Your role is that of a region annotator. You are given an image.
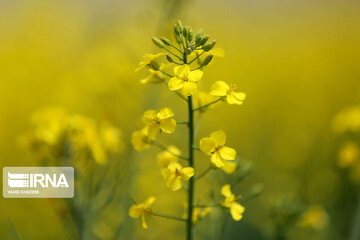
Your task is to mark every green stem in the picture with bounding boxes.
[195,165,213,181]
[177,121,189,125]
[188,51,205,64]
[193,97,225,112]
[170,43,183,54]
[186,53,195,240]
[153,213,186,222]
[163,46,183,61]
[159,69,173,78]
[152,141,189,160]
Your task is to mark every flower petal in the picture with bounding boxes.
[227,91,246,105]
[145,196,156,207]
[181,82,197,96]
[200,137,216,155]
[141,215,148,228]
[221,184,232,198]
[174,64,190,76]
[160,118,176,134]
[210,81,229,96]
[168,77,184,91]
[147,124,159,139]
[211,152,225,168]
[219,146,236,160]
[181,167,195,180]
[129,205,140,218]
[188,70,203,82]
[230,202,245,221]
[210,130,226,145]
[222,161,237,174]
[158,108,174,119]
[142,110,157,124]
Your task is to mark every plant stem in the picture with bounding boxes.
[195,165,213,181]
[152,141,189,160]
[186,53,195,240]
[153,213,186,222]
[193,97,225,111]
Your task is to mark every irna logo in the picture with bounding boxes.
[3,167,74,198]
[8,172,69,188]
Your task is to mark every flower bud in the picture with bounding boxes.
[187,27,193,42]
[166,54,174,63]
[195,29,203,44]
[202,40,216,51]
[150,61,159,70]
[200,35,209,45]
[182,27,188,38]
[174,25,181,36]
[201,54,213,66]
[160,37,171,46]
[185,48,192,55]
[152,37,164,48]
[176,20,183,32]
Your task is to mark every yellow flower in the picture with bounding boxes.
[157,145,181,168]
[338,141,359,168]
[210,81,246,105]
[298,205,329,230]
[200,130,236,168]
[183,203,211,223]
[168,65,203,97]
[142,108,177,139]
[131,127,152,151]
[161,162,194,191]
[129,197,156,229]
[135,53,164,72]
[222,161,237,174]
[220,184,245,221]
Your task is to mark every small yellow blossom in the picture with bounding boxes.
[161,162,194,191]
[183,203,211,223]
[142,108,177,139]
[210,81,246,105]
[220,184,245,221]
[157,145,181,168]
[200,130,236,168]
[129,197,156,229]
[131,127,152,151]
[298,205,329,230]
[135,53,164,72]
[168,65,203,97]
[338,141,359,168]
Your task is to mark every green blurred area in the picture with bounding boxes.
[0,0,360,239]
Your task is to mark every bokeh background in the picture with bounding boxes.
[1,0,360,239]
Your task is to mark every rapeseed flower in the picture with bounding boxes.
[168,65,203,97]
[210,81,246,105]
[129,197,156,229]
[131,127,152,151]
[161,162,194,191]
[200,130,236,168]
[220,184,245,221]
[135,53,164,72]
[157,145,181,168]
[142,108,176,139]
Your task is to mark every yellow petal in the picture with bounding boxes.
[142,110,157,124]
[181,167,195,180]
[167,162,182,171]
[141,215,148,229]
[174,64,190,76]
[160,118,176,134]
[222,161,237,174]
[188,70,203,82]
[200,137,216,155]
[230,202,245,221]
[210,81,229,96]
[167,175,182,191]
[211,152,225,168]
[129,205,140,218]
[158,108,174,119]
[168,77,184,91]
[219,146,236,160]
[181,82,197,96]
[221,184,232,198]
[226,91,246,105]
[147,124,159,139]
[145,196,156,207]
[210,130,226,145]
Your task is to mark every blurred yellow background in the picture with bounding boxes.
[1,0,360,239]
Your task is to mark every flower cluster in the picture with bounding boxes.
[333,106,360,184]
[129,20,249,237]
[20,108,122,164]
